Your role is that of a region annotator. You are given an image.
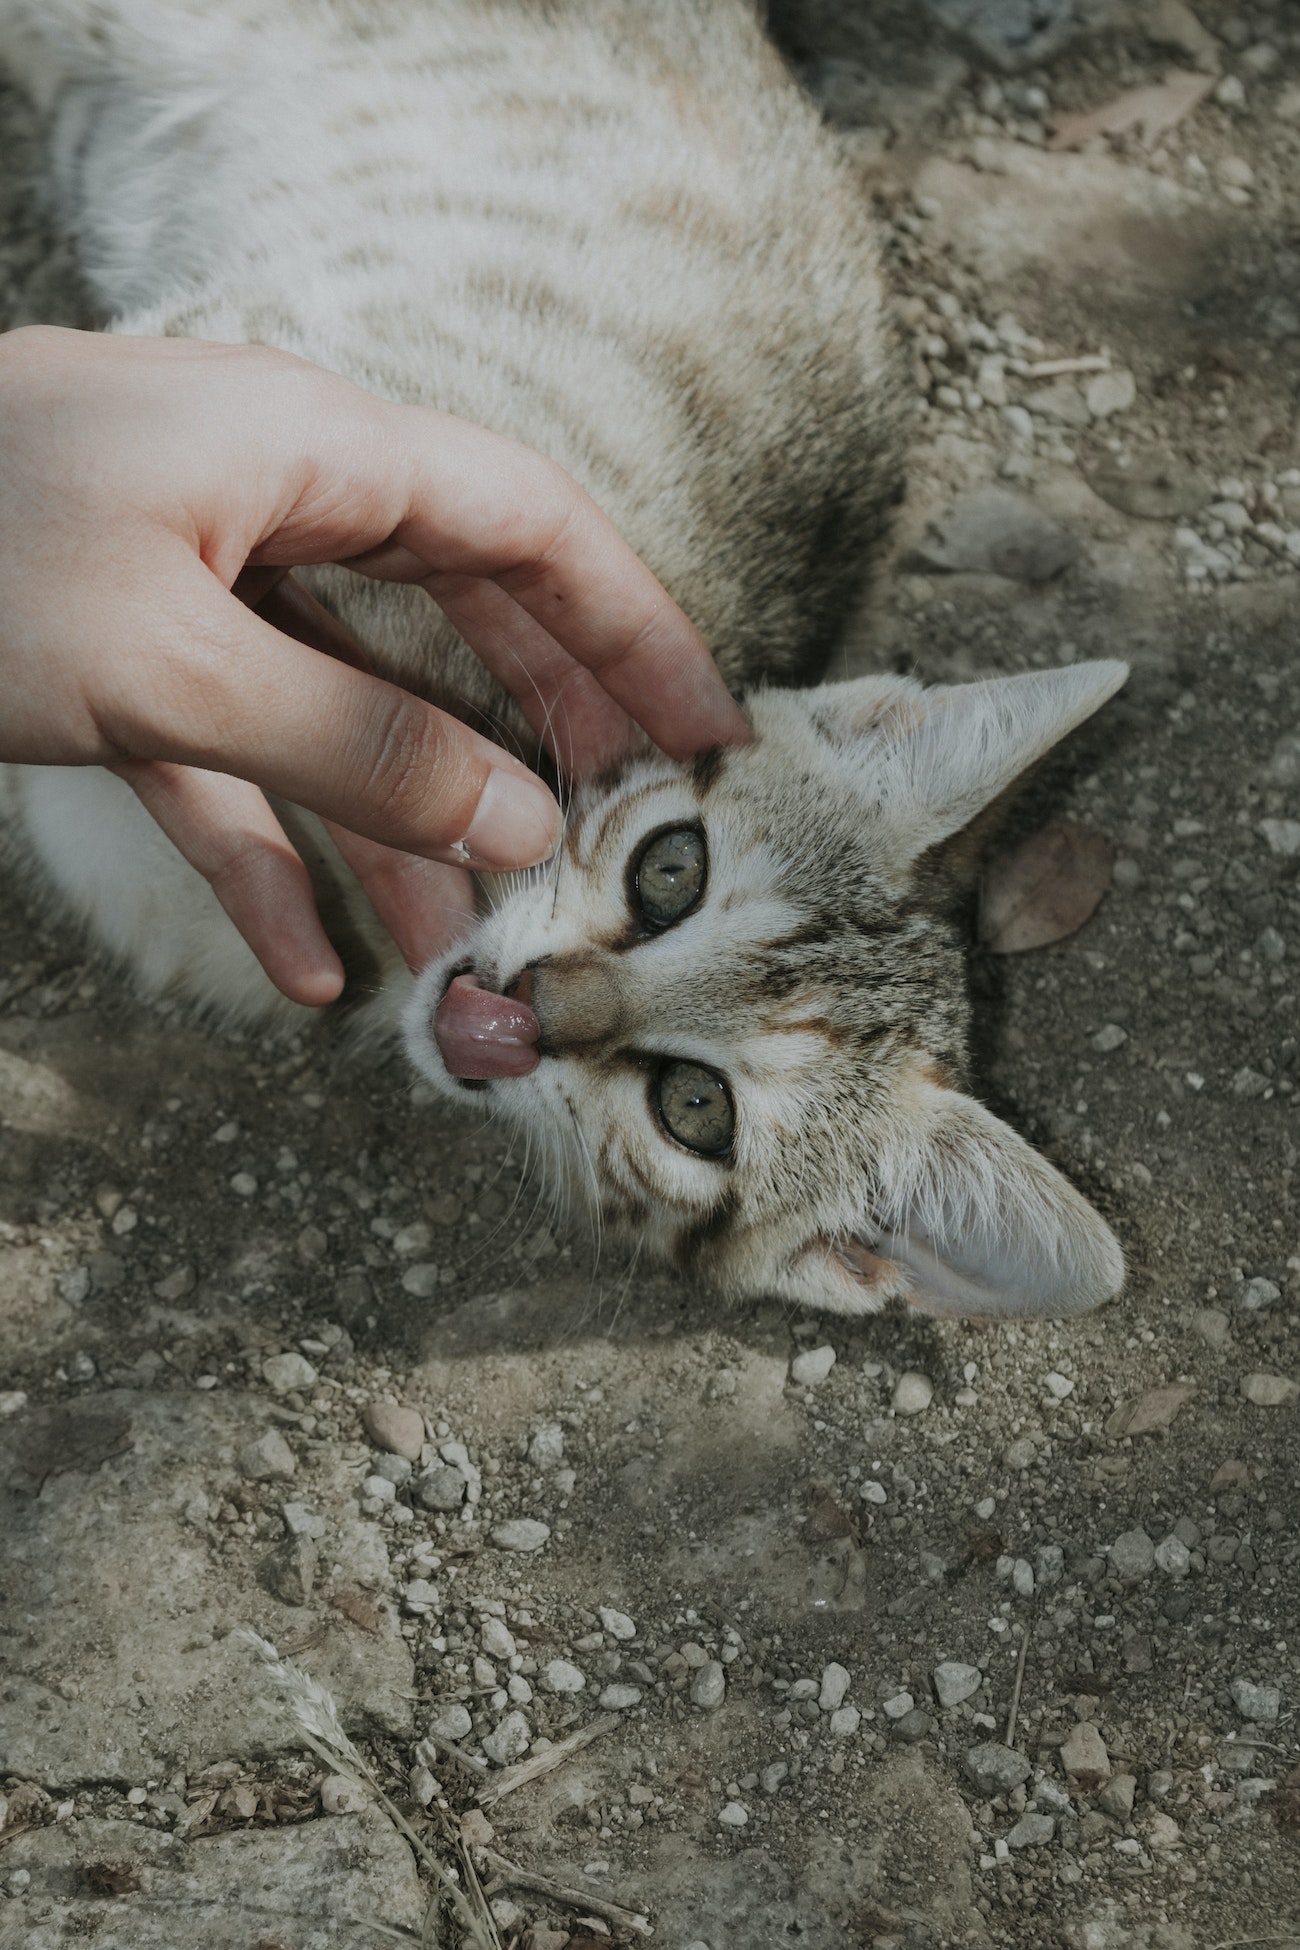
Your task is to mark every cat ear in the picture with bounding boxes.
[827,662,1128,871]
[792,1073,1123,1319]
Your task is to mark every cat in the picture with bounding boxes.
[0,0,1127,1321]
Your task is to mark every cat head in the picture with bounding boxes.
[404,662,1127,1319]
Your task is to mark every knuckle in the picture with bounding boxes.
[354,692,464,836]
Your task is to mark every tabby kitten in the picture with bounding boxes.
[0,0,1126,1318]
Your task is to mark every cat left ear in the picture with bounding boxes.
[851,662,1128,871]
[795,1073,1123,1319]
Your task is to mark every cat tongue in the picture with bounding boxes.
[433,974,541,1079]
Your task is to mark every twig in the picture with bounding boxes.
[342,1917,421,1944]
[476,1716,618,1806]
[422,1733,490,1779]
[481,1848,652,1939]
[1010,354,1110,378]
[1005,1623,1031,1750]
[1208,1938,1300,1949]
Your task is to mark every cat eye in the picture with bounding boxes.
[655,1060,735,1157]
[632,826,706,929]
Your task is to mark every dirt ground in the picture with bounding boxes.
[2,5,1299,1948]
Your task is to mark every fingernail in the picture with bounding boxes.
[460,769,561,868]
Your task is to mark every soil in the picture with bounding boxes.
[1,5,1298,1948]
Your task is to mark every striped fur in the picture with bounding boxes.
[0,0,1127,1316]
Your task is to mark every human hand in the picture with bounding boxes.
[0,326,749,1004]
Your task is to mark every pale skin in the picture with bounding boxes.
[0,326,750,1005]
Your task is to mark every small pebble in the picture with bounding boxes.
[1240,1373,1299,1408]
[829,1705,861,1738]
[320,1774,366,1815]
[599,1606,636,1641]
[238,1429,296,1483]
[1092,1023,1127,1053]
[691,1661,726,1711]
[933,1662,981,1709]
[361,1400,424,1461]
[1230,1677,1280,1723]
[599,1684,643,1711]
[883,1691,914,1720]
[892,1371,933,1416]
[428,1703,473,1744]
[262,1352,318,1395]
[1007,1810,1055,1849]
[542,1659,586,1694]
[718,1801,749,1828]
[818,1663,850,1712]
[490,1519,551,1552]
[482,1711,532,1766]
[480,1617,516,1662]
[963,1744,1031,1794]
[1061,1721,1111,1788]
[1109,1528,1155,1581]
[1154,1534,1190,1578]
[527,1424,565,1468]
[790,1345,836,1387]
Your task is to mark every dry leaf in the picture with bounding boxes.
[802,1480,860,1544]
[1049,70,1213,151]
[330,1588,385,1636]
[7,1402,133,1495]
[1105,1383,1195,1439]
[979,820,1113,954]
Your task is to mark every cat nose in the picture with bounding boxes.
[503,966,534,1008]
[528,953,629,1051]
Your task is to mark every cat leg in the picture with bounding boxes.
[3,763,303,1025]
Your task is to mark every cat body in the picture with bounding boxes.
[0,0,1128,1318]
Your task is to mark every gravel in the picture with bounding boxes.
[488,1519,550,1552]
[932,1661,982,1708]
[361,1400,424,1461]
[690,1661,726,1711]
[789,1345,836,1387]
[482,1711,532,1766]
[1108,1526,1156,1580]
[891,1371,933,1416]
[541,1659,586,1695]
[237,1428,297,1482]
[818,1663,850,1711]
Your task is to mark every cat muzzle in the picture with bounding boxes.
[432,973,541,1079]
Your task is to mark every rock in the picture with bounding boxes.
[1259,818,1300,857]
[417,1465,468,1510]
[1240,1372,1299,1407]
[282,1501,326,1539]
[1109,1528,1155,1581]
[907,487,1077,581]
[393,1222,432,1257]
[1085,369,1136,418]
[1209,1459,1249,1492]
[401,1579,440,1616]
[1084,454,1209,522]
[1230,1678,1280,1722]
[371,1454,411,1488]
[480,1617,516,1662]
[1022,378,1091,428]
[1060,1722,1111,1789]
[428,1703,473,1744]
[925,0,1096,70]
[259,1535,317,1607]
[262,1352,318,1395]
[892,1371,933,1416]
[482,1711,532,1766]
[1104,1383,1194,1438]
[1148,1812,1182,1848]
[1007,1811,1055,1849]
[933,1662,982,1708]
[1098,1773,1137,1820]
[527,1423,565,1468]
[362,1474,396,1505]
[1003,1437,1036,1471]
[691,1660,727,1710]
[706,1367,737,1400]
[1193,1307,1231,1350]
[718,1801,749,1827]
[237,1428,297,1482]
[892,1707,933,1744]
[963,1744,1031,1795]
[790,1345,836,1386]
[599,1606,636,1641]
[1043,1372,1074,1400]
[362,1401,424,1462]
[1034,1544,1065,1589]
[883,1691,915,1719]
[1154,1534,1191,1578]
[0,1391,28,1418]
[830,1705,862,1737]
[507,1675,532,1704]
[320,1774,366,1815]
[1035,1780,1070,1814]
[819,1663,851,1711]
[1012,1558,1035,1598]
[599,1684,643,1710]
[1240,1278,1281,1314]
[401,1264,440,1299]
[1092,1023,1127,1053]
[542,1659,586,1695]
[761,1761,790,1793]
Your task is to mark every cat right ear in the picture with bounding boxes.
[811,662,1128,877]
[785,1072,1124,1321]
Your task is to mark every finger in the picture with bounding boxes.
[324,822,478,971]
[101,566,563,870]
[112,758,345,1007]
[424,572,639,776]
[251,401,752,757]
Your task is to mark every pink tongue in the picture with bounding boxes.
[433,974,541,1079]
